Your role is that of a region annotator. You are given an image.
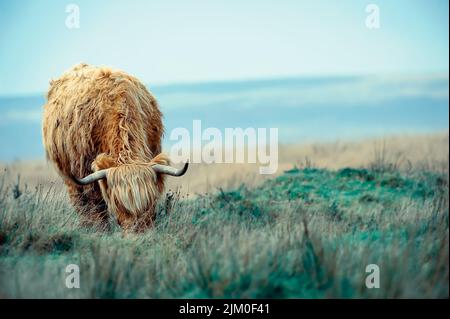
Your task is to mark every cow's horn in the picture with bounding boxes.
[74,161,189,185]
[152,161,189,177]
[74,170,108,185]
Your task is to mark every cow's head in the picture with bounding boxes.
[72,154,188,231]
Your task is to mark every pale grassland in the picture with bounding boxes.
[1,132,448,194]
[0,132,448,298]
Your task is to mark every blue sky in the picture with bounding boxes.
[0,0,448,95]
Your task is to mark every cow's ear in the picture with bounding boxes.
[150,153,170,166]
[92,153,116,171]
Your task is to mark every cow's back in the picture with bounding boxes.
[42,63,164,181]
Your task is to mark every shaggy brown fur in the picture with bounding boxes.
[42,63,169,231]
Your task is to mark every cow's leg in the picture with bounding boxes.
[66,182,110,230]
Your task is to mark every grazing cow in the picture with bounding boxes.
[42,63,188,231]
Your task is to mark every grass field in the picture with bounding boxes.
[0,133,448,298]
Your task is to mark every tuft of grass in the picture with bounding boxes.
[0,165,448,298]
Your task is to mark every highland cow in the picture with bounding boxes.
[42,64,188,231]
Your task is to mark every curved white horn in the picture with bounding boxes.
[152,161,189,177]
[74,169,109,185]
[73,161,189,185]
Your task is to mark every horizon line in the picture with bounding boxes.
[0,71,448,99]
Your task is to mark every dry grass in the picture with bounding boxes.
[0,132,448,299]
[0,134,448,298]
[2,132,448,196]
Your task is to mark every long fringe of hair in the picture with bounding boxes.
[94,153,169,230]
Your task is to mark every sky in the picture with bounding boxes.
[0,0,448,96]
